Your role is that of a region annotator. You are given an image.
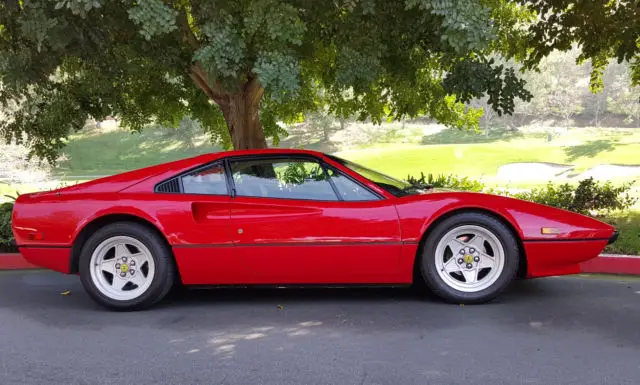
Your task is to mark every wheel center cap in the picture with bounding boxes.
[464,254,474,264]
[120,263,129,273]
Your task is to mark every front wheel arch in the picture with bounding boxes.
[412,208,528,286]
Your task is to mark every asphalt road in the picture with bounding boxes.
[1,272,639,385]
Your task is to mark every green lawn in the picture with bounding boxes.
[335,135,640,182]
[54,125,640,182]
[53,128,220,178]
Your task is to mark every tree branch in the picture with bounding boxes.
[189,71,217,100]
[174,5,236,108]
[189,63,230,107]
[176,5,201,51]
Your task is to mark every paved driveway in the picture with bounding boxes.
[0,271,639,385]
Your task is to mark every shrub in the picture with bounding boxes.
[406,173,637,216]
[511,178,637,216]
[0,202,14,247]
[406,172,485,192]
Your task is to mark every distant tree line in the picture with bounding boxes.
[470,48,639,130]
[302,48,639,136]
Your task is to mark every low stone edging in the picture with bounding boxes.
[580,253,640,276]
[1,252,639,275]
[0,253,38,270]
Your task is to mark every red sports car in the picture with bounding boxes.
[12,149,617,310]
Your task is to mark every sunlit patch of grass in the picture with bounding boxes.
[335,138,640,181]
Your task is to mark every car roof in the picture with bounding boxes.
[209,148,326,158]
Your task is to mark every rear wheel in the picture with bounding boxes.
[79,222,175,311]
[418,212,519,304]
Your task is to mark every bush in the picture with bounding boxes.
[406,172,485,192]
[0,202,14,248]
[406,173,637,216]
[510,178,637,216]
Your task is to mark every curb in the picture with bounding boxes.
[2,252,640,275]
[0,253,38,270]
[580,254,640,276]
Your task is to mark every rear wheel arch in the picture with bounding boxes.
[69,213,174,275]
[412,207,528,283]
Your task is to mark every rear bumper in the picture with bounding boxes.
[608,230,619,245]
[17,247,71,274]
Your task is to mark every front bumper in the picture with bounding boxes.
[608,230,619,245]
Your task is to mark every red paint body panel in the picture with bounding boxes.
[10,148,616,287]
[523,240,609,278]
[394,192,614,242]
[229,197,402,282]
[230,197,400,244]
[18,247,71,274]
[235,244,404,284]
[173,246,247,285]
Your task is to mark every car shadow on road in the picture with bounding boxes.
[2,272,639,349]
[161,274,566,305]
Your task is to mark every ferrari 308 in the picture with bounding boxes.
[11,149,618,310]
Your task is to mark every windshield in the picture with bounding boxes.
[325,154,423,197]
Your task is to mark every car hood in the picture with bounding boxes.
[396,189,615,241]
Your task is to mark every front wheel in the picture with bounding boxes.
[79,222,176,311]
[418,212,520,304]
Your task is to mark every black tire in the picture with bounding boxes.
[417,212,519,304]
[79,222,176,311]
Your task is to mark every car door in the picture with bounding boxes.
[227,155,402,284]
[156,161,247,285]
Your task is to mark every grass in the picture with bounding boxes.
[53,128,220,177]
[54,125,640,180]
[335,134,640,182]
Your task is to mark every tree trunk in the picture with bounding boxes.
[220,81,267,149]
[323,125,330,141]
[189,65,267,150]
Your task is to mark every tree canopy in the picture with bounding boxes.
[514,0,640,92]
[0,0,537,162]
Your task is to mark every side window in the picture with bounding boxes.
[229,158,338,201]
[326,167,379,201]
[181,162,228,195]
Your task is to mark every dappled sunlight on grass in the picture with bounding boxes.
[161,142,186,152]
[336,133,640,182]
[421,127,528,145]
[563,140,624,162]
[54,126,221,177]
